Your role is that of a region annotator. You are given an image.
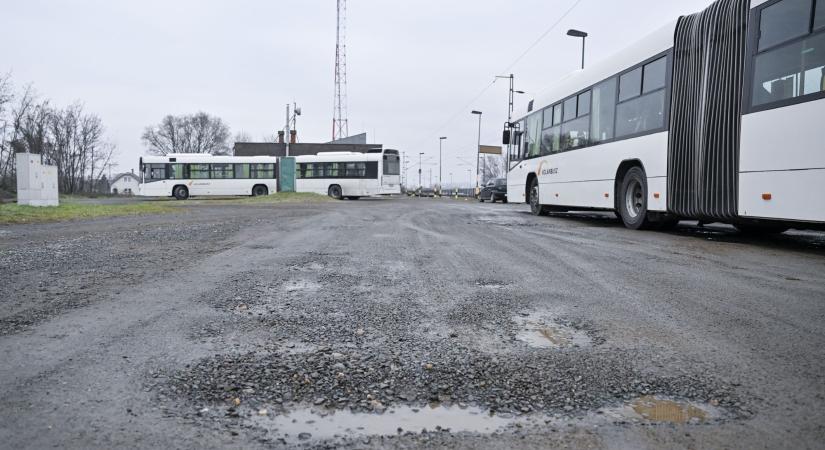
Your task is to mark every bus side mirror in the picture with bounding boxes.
[502,129,511,145]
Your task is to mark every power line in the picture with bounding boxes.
[412,0,586,150]
[500,0,585,75]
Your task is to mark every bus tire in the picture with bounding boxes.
[529,177,548,216]
[252,184,268,197]
[328,185,343,200]
[618,166,650,230]
[173,185,189,200]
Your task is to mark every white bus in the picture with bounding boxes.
[138,154,278,200]
[294,149,401,199]
[505,0,825,232]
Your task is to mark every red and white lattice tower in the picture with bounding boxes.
[332,0,349,141]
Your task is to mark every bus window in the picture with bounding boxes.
[190,164,210,179]
[752,33,825,106]
[542,107,553,129]
[563,97,577,121]
[616,90,666,137]
[234,164,250,178]
[591,78,617,143]
[758,0,813,51]
[526,112,542,158]
[541,126,561,155]
[643,57,667,93]
[146,164,166,180]
[619,67,642,101]
[383,154,400,175]
[251,163,275,179]
[816,1,824,30]
[168,164,184,179]
[325,163,341,177]
[211,163,234,179]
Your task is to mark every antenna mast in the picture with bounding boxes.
[333,0,349,141]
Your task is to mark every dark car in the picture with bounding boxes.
[479,178,507,203]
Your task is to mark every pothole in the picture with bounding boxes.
[515,313,592,349]
[474,279,507,290]
[599,396,721,424]
[250,404,517,442]
[282,279,320,294]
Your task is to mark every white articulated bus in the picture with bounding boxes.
[295,149,401,199]
[505,0,825,232]
[138,154,278,200]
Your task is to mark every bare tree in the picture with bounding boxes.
[481,154,506,184]
[261,133,279,143]
[142,112,231,155]
[233,130,252,143]
[0,76,115,194]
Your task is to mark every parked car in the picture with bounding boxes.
[479,178,507,203]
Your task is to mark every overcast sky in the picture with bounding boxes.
[1,0,714,185]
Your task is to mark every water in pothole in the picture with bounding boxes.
[515,313,591,349]
[283,279,320,294]
[598,396,721,424]
[252,404,517,441]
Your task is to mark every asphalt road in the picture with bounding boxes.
[1,197,824,449]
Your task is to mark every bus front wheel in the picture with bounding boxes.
[328,185,343,200]
[618,167,650,230]
[529,178,548,216]
[173,185,189,200]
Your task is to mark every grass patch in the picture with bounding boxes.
[0,201,177,224]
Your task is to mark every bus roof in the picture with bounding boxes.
[513,20,678,122]
[295,152,382,163]
[140,154,279,165]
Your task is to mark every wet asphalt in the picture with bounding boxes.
[0,197,824,449]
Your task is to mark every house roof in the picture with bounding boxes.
[111,172,140,184]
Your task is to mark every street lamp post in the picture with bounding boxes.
[567,29,588,70]
[471,111,482,193]
[439,137,447,193]
[418,152,424,193]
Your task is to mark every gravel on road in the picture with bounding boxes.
[1,197,823,449]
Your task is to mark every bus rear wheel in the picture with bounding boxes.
[618,166,650,230]
[328,185,343,200]
[252,185,268,196]
[173,185,189,200]
[529,178,548,216]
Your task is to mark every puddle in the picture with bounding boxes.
[252,404,518,442]
[516,313,591,349]
[474,279,507,290]
[289,262,325,272]
[282,279,320,294]
[600,396,720,424]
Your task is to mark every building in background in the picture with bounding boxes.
[110,171,140,195]
[234,132,381,157]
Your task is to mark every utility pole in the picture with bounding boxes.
[418,152,424,190]
[471,111,482,192]
[285,104,290,156]
[439,137,446,191]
